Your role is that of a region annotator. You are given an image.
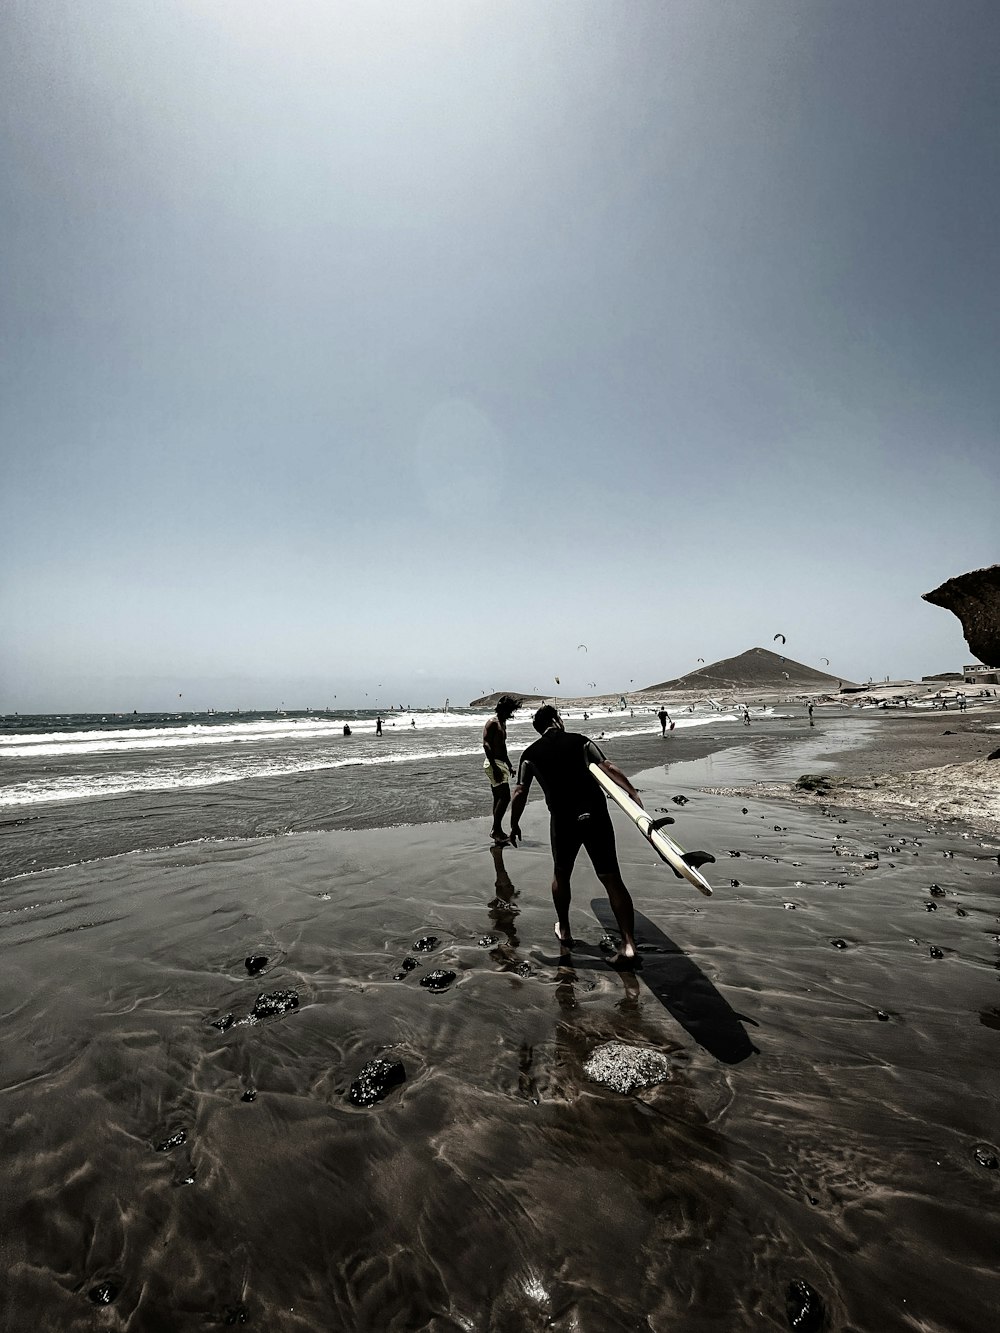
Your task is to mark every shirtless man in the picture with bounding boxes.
[508,705,642,968]
[483,695,520,843]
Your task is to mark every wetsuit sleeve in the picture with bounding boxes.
[515,756,535,791]
[583,738,606,766]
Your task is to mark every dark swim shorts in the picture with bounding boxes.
[549,804,619,878]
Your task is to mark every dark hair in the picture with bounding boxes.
[532,704,560,733]
[496,695,521,716]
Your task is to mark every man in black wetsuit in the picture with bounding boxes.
[508,705,642,968]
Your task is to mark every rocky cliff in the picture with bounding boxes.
[923,564,1000,667]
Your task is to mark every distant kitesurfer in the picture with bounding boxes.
[508,706,641,969]
[808,703,814,726]
[657,708,671,737]
[343,724,352,736]
[743,708,751,726]
[483,695,520,844]
[376,716,383,736]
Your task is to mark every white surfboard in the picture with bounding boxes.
[589,763,714,897]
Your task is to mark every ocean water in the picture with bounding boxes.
[0,705,741,880]
[0,707,739,808]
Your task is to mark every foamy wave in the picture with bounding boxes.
[0,744,489,808]
[0,712,495,758]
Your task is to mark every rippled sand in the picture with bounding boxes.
[2,773,999,1331]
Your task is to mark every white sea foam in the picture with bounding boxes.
[0,744,491,807]
[0,710,738,807]
[0,713,485,757]
[0,706,727,758]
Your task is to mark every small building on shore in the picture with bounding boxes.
[963,664,1000,685]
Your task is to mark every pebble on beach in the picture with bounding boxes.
[412,936,439,952]
[87,1281,120,1306]
[251,989,299,1019]
[244,954,268,975]
[348,1056,406,1107]
[785,1278,824,1332]
[583,1042,672,1095]
[974,1145,998,1169]
[419,969,456,991]
[154,1128,187,1153]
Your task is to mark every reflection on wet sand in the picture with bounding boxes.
[1,792,998,1330]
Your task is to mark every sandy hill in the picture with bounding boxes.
[645,648,852,692]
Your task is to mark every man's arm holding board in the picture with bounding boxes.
[584,739,643,808]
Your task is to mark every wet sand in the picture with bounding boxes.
[2,744,999,1331]
[693,706,1000,837]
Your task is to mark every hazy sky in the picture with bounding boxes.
[2,0,998,711]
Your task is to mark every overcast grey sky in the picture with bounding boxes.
[2,0,998,711]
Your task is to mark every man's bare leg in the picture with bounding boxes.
[551,868,574,948]
[491,783,511,842]
[597,870,638,966]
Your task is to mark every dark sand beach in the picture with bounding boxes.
[2,712,999,1331]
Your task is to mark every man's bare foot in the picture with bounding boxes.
[553,922,575,950]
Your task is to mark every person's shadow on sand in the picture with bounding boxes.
[547,900,758,1066]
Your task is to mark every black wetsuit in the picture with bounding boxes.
[516,730,619,877]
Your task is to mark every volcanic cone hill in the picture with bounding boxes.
[645,648,852,693]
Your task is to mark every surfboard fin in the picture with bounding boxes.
[681,851,716,871]
[648,816,675,831]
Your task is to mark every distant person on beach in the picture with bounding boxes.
[808,703,814,726]
[743,708,751,726]
[343,724,352,736]
[483,695,520,844]
[508,705,641,969]
[657,708,672,736]
[376,716,383,736]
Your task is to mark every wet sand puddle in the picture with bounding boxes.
[1,783,998,1331]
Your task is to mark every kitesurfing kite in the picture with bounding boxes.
[774,633,786,645]
[697,658,705,663]
[821,657,830,666]
[577,644,587,651]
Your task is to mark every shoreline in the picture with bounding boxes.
[696,706,1000,838]
[4,706,997,882]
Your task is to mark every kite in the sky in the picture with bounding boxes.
[774,633,786,645]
